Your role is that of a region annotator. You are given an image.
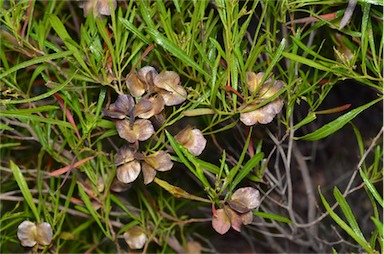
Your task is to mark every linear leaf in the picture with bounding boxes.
[319,188,373,253]
[253,211,292,224]
[282,52,333,72]
[146,28,208,76]
[0,112,74,129]
[232,152,264,189]
[0,72,75,105]
[0,51,72,80]
[119,17,151,44]
[297,97,381,141]
[360,169,383,207]
[10,161,40,222]
[77,183,109,237]
[333,187,365,240]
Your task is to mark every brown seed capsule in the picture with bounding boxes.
[246,71,265,94]
[115,146,136,166]
[115,119,155,143]
[224,205,243,232]
[116,160,141,183]
[123,226,147,249]
[141,162,157,185]
[110,94,135,115]
[126,73,148,98]
[154,71,187,106]
[258,79,284,100]
[175,128,206,156]
[137,66,158,87]
[240,99,284,126]
[212,208,231,235]
[143,151,173,172]
[17,221,53,247]
[81,0,117,17]
[228,187,260,213]
[134,95,165,119]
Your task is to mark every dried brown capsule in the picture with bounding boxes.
[134,95,165,119]
[141,151,173,184]
[81,0,117,17]
[154,71,187,106]
[126,73,147,98]
[123,226,147,249]
[240,99,284,126]
[103,94,135,119]
[116,160,141,183]
[212,187,260,234]
[246,71,264,94]
[175,128,206,156]
[227,187,260,213]
[115,119,155,143]
[17,221,53,247]
[137,66,158,87]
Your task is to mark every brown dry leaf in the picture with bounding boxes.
[175,128,207,156]
[212,209,231,235]
[116,160,141,183]
[123,226,147,249]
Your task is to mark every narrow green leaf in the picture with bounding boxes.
[10,161,40,222]
[0,142,21,149]
[0,51,71,80]
[195,159,220,175]
[297,97,382,141]
[292,112,317,130]
[360,169,384,207]
[166,130,211,189]
[253,211,292,224]
[261,38,286,84]
[146,28,208,76]
[333,187,365,240]
[77,184,109,237]
[0,106,58,114]
[0,112,74,129]
[282,52,333,72]
[119,17,151,44]
[0,72,75,105]
[371,217,383,237]
[357,0,383,6]
[232,152,264,190]
[319,188,373,253]
[48,14,91,75]
[0,124,14,131]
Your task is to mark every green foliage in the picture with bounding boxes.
[1,0,382,253]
